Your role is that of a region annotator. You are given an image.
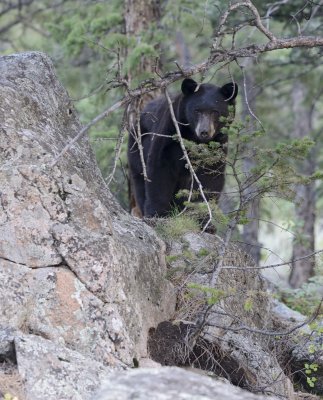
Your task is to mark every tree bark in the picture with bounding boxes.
[124,0,162,85]
[124,0,162,215]
[289,82,316,288]
[175,31,191,68]
[241,62,261,266]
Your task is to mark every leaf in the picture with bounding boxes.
[306,377,315,387]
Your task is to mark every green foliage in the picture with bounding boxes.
[176,117,317,234]
[280,275,323,316]
[306,376,317,388]
[305,363,318,388]
[103,33,135,51]
[156,214,200,239]
[165,254,182,264]
[90,14,123,35]
[244,297,254,312]
[187,283,225,305]
[126,43,158,72]
[46,2,124,56]
[197,248,210,257]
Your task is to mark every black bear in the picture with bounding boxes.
[128,78,238,218]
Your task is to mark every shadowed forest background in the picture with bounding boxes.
[1,0,322,312]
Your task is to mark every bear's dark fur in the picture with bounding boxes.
[128,78,238,217]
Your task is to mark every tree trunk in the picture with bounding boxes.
[124,0,162,85]
[241,63,261,266]
[175,31,191,68]
[289,82,316,288]
[124,0,163,216]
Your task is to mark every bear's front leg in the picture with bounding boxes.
[144,169,179,217]
[143,140,185,217]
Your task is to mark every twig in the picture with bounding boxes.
[50,99,127,168]
[208,297,323,336]
[134,101,150,182]
[223,248,323,270]
[164,89,213,231]
[106,112,127,185]
[212,0,276,51]
[241,65,264,129]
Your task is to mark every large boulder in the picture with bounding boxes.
[0,51,175,371]
[96,367,280,400]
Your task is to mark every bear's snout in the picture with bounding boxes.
[200,130,210,139]
[195,113,216,142]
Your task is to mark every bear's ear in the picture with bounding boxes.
[181,78,198,95]
[220,82,238,103]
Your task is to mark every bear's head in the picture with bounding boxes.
[181,78,238,143]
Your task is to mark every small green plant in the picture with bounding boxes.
[156,214,200,239]
[244,297,254,312]
[188,283,225,305]
[304,363,318,388]
[165,254,181,263]
[197,248,209,257]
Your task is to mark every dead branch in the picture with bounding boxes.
[133,100,150,182]
[212,0,276,50]
[207,297,323,337]
[50,98,127,168]
[106,113,128,185]
[222,248,323,270]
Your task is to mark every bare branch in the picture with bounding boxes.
[212,0,276,50]
[133,102,150,182]
[240,65,264,129]
[50,98,127,168]
[106,113,127,185]
[208,297,323,337]
[223,248,323,270]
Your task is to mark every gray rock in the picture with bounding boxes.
[96,367,279,400]
[272,300,309,330]
[13,330,115,400]
[0,328,16,363]
[0,51,175,369]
